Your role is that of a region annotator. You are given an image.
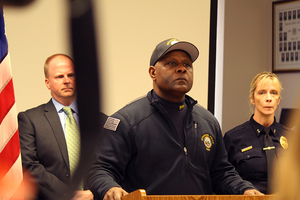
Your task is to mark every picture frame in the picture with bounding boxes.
[273,0,300,72]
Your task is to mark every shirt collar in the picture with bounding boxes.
[52,98,78,114]
[250,114,277,136]
[152,90,186,111]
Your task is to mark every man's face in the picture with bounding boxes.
[45,56,76,105]
[251,79,280,118]
[150,50,193,102]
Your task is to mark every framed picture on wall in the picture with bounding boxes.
[273,0,300,72]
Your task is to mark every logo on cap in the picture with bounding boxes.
[167,39,180,46]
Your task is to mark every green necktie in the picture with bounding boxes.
[63,107,80,178]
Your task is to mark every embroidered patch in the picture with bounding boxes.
[201,133,215,151]
[179,104,185,110]
[103,117,121,131]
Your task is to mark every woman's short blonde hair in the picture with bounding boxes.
[249,71,282,101]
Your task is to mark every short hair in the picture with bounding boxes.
[249,71,282,101]
[44,54,73,78]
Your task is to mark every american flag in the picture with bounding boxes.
[0,8,23,199]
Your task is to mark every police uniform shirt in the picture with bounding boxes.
[223,115,288,194]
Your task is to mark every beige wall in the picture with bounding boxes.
[4,0,211,116]
[222,0,300,134]
[222,0,269,133]
[4,1,69,112]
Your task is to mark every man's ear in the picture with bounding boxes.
[149,66,156,80]
[45,78,50,90]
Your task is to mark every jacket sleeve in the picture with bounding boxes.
[209,123,257,194]
[87,113,132,200]
[18,111,69,199]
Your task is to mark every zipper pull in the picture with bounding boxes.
[194,122,197,129]
[184,147,187,155]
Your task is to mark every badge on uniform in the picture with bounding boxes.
[103,117,121,131]
[201,133,215,151]
[280,136,288,149]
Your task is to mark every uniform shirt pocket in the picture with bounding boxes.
[235,148,266,180]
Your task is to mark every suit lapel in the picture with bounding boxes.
[44,100,70,168]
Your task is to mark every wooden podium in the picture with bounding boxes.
[122,189,277,200]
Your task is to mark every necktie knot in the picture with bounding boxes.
[264,127,270,136]
[63,107,77,126]
[63,106,73,116]
[264,127,274,148]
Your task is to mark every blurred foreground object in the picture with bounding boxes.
[0,0,34,6]
[0,169,37,199]
[274,102,300,200]
[66,0,104,198]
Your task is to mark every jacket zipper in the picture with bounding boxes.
[182,110,194,170]
[183,147,187,155]
[155,101,184,147]
[193,122,198,157]
[151,98,196,169]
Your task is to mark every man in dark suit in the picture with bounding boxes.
[18,54,100,199]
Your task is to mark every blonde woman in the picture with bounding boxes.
[223,72,290,194]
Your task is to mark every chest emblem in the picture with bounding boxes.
[201,134,215,151]
[280,136,288,149]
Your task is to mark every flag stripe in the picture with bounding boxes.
[0,129,20,181]
[0,8,23,199]
[0,103,18,152]
[0,153,23,200]
[0,52,14,125]
[0,78,15,124]
[0,50,11,87]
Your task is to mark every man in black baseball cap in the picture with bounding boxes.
[88,38,263,200]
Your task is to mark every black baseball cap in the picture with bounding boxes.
[150,38,199,66]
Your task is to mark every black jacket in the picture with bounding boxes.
[88,90,256,200]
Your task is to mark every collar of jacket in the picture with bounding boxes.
[147,89,197,112]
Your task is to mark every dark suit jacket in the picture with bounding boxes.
[18,99,106,199]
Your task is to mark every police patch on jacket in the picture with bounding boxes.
[201,133,215,151]
[103,117,121,131]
